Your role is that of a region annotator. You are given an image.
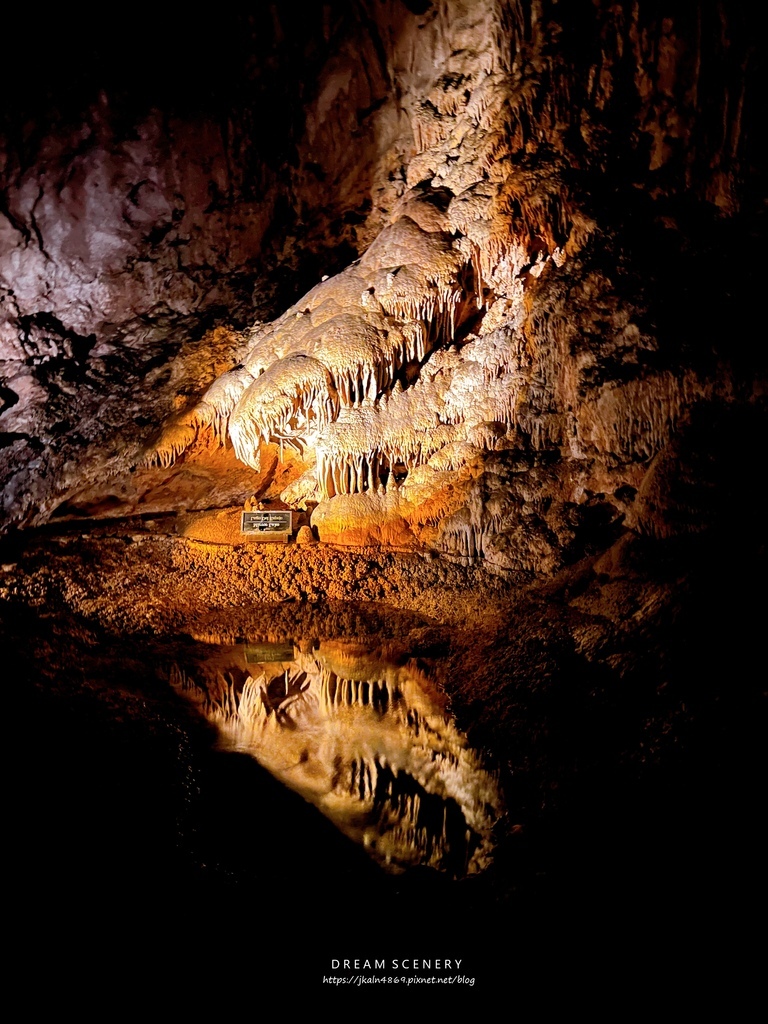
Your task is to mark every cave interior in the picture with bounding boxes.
[1,0,765,1004]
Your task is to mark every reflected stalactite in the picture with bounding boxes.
[168,640,503,877]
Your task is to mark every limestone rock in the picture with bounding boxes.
[295,525,316,545]
[0,2,762,559]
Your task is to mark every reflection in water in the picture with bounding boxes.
[169,641,503,877]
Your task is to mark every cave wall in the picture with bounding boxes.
[0,4,404,525]
[1,1,763,556]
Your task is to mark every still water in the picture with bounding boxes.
[167,638,503,879]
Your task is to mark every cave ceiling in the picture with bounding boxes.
[0,0,764,569]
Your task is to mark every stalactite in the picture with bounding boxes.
[229,355,339,466]
[575,371,701,461]
[136,1,719,557]
[300,312,404,406]
[192,365,257,444]
[141,419,199,469]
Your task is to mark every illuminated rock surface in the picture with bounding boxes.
[1,0,765,1004]
[2,2,763,572]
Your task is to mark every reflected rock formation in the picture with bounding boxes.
[169,641,503,877]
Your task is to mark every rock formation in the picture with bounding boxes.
[2,1,763,575]
[1,5,765,992]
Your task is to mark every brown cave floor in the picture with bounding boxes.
[4,520,765,1002]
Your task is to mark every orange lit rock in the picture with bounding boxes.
[311,489,419,549]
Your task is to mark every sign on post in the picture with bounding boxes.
[240,510,293,542]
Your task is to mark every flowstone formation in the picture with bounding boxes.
[1,5,763,992]
[140,0,759,572]
[1,2,760,575]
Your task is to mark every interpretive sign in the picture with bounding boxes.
[240,510,293,541]
[244,642,296,664]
